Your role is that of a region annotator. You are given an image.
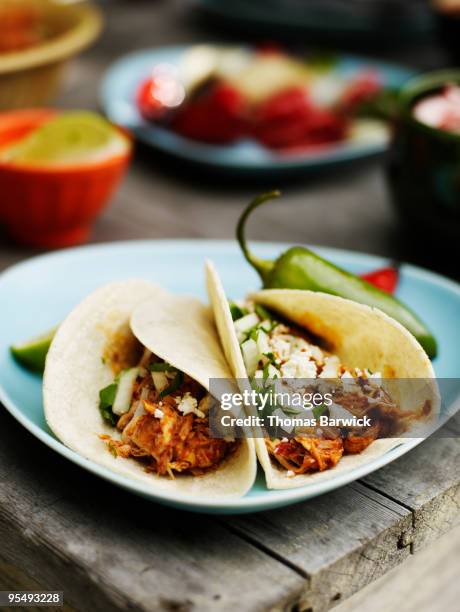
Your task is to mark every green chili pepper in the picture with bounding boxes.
[237,191,437,359]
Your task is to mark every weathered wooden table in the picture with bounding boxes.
[0,2,459,611]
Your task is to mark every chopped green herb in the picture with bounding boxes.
[229,302,247,321]
[282,406,304,416]
[160,370,184,398]
[254,304,275,321]
[149,362,177,372]
[247,327,262,341]
[99,382,118,426]
[312,404,327,420]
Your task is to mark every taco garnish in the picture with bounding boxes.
[206,260,438,490]
[232,300,417,476]
[97,348,237,478]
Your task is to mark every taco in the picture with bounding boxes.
[206,261,438,490]
[44,280,256,498]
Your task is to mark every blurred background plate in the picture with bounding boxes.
[101,46,413,177]
[192,0,434,45]
[0,240,459,513]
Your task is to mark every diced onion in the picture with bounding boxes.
[234,313,260,335]
[113,368,139,415]
[241,338,260,377]
[151,371,168,393]
[256,329,269,355]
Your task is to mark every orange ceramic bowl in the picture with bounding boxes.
[0,109,132,248]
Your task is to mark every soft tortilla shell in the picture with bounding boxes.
[44,280,256,499]
[206,261,438,490]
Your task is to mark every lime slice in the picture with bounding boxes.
[10,326,58,374]
[1,111,130,166]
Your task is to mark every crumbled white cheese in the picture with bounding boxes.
[270,335,292,361]
[340,370,359,391]
[281,353,317,379]
[175,392,205,418]
[319,355,340,379]
[367,370,382,383]
[309,344,324,362]
[154,408,164,419]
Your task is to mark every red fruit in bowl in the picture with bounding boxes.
[172,83,247,144]
[253,87,348,150]
[137,78,165,121]
[137,74,185,122]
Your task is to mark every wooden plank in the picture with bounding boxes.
[362,433,460,551]
[226,482,412,612]
[0,560,77,612]
[334,524,460,612]
[0,410,305,612]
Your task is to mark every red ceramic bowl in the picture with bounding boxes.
[0,109,132,248]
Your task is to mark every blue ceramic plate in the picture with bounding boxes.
[101,46,413,175]
[1,240,459,514]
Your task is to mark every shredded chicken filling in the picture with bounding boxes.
[233,302,414,477]
[101,356,236,477]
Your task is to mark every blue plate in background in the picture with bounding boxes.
[1,240,459,514]
[101,46,413,176]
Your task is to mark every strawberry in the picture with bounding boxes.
[137,77,169,121]
[171,84,247,144]
[253,87,347,150]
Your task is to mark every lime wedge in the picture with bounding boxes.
[1,111,129,166]
[10,326,58,374]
